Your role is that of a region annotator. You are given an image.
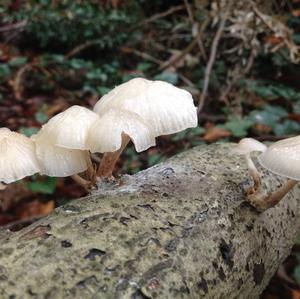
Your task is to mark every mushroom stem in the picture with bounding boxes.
[97,134,130,179]
[245,153,261,191]
[86,153,96,184]
[247,179,298,211]
[71,174,92,191]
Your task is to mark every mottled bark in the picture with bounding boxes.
[0,143,299,299]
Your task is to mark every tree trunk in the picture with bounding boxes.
[0,143,299,299]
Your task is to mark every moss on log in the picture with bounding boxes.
[0,143,299,299]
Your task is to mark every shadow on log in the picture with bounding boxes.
[0,143,299,298]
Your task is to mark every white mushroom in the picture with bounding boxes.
[258,136,300,181]
[235,136,300,210]
[94,78,197,136]
[37,105,99,150]
[0,128,40,183]
[93,78,198,178]
[87,108,155,153]
[32,132,89,178]
[234,138,267,190]
[254,136,300,210]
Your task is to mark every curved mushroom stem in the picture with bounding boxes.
[245,153,262,192]
[247,179,298,211]
[97,134,130,179]
[86,153,96,185]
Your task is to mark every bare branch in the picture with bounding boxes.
[197,0,235,114]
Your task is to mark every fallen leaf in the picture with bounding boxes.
[16,200,55,219]
[202,127,231,142]
[0,183,33,212]
[292,9,300,17]
[264,35,283,45]
[291,289,300,299]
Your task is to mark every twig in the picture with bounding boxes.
[65,40,102,59]
[158,37,198,72]
[123,45,198,90]
[220,47,257,102]
[183,0,207,60]
[197,0,234,114]
[158,18,209,73]
[0,20,27,32]
[121,47,162,65]
[134,5,185,29]
[13,64,32,101]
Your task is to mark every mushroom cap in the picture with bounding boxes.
[94,78,197,136]
[258,135,300,180]
[86,108,156,153]
[38,105,99,150]
[0,128,40,183]
[233,138,267,155]
[33,133,88,177]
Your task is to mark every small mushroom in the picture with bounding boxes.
[93,78,197,178]
[36,105,99,150]
[86,108,156,178]
[32,105,100,188]
[33,132,89,178]
[0,128,40,184]
[234,138,267,191]
[255,136,300,210]
[235,136,300,210]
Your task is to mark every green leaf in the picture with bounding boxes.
[0,63,11,78]
[154,71,178,84]
[274,120,300,136]
[293,101,300,114]
[137,62,153,72]
[249,105,288,128]
[96,86,111,95]
[148,154,165,167]
[171,131,187,141]
[35,111,49,124]
[27,177,57,194]
[8,57,28,67]
[294,265,300,286]
[19,127,39,137]
[221,118,254,137]
[86,69,107,81]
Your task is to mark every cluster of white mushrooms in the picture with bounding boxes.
[0,78,198,190]
[235,136,300,211]
[2,76,295,212]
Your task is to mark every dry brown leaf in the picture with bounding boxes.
[16,200,55,219]
[202,127,231,142]
[264,35,283,45]
[292,9,300,17]
[291,290,300,299]
[0,183,33,212]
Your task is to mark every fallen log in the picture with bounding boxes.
[0,143,299,298]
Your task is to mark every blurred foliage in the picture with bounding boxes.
[0,0,300,217]
[1,1,300,295]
